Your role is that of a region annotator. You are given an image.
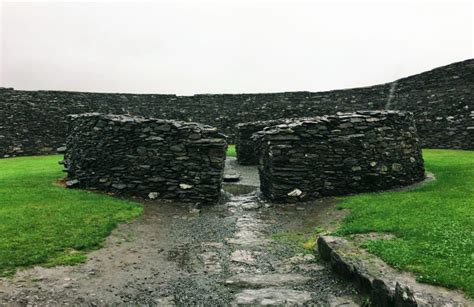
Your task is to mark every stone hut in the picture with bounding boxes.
[63,113,227,204]
[257,111,425,202]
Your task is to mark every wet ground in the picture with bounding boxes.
[0,160,361,305]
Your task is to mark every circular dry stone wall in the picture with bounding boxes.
[63,113,227,204]
[257,111,425,202]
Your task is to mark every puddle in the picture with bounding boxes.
[222,183,257,196]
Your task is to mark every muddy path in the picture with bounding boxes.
[0,161,361,305]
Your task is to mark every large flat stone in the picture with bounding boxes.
[233,288,312,305]
[230,250,262,265]
[226,237,272,246]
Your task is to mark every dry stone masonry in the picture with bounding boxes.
[0,59,472,158]
[257,111,425,202]
[236,119,293,165]
[63,113,227,204]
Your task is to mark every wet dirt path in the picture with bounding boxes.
[0,160,361,305]
[0,189,360,305]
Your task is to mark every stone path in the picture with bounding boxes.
[0,185,360,305]
[219,192,359,306]
[223,193,313,305]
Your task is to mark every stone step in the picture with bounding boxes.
[225,273,310,288]
[230,250,263,265]
[233,288,312,305]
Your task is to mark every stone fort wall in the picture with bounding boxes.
[1,59,472,157]
[257,111,425,202]
[63,113,227,204]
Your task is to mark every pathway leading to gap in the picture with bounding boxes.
[0,160,361,305]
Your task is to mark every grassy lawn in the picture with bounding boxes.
[337,149,474,297]
[0,155,142,276]
[227,144,236,157]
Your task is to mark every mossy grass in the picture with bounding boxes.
[337,149,474,297]
[0,155,142,276]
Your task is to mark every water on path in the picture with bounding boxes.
[0,163,360,305]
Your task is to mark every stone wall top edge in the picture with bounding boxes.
[238,110,412,127]
[68,113,223,131]
[0,85,390,97]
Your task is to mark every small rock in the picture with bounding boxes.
[223,172,241,182]
[392,163,403,171]
[66,179,79,187]
[179,183,193,189]
[170,144,185,152]
[112,183,127,190]
[148,192,159,199]
[287,188,302,197]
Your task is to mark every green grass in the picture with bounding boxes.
[227,144,236,157]
[271,226,325,255]
[0,155,142,276]
[337,149,474,297]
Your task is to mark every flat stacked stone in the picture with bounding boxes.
[257,111,425,202]
[236,119,291,165]
[63,113,227,204]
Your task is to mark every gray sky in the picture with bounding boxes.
[1,0,472,95]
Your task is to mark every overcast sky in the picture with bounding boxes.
[0,0,472,95]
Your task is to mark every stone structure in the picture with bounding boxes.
[63,113,227,204]
[236,119,292,165]
[257,111,425,202]
[0,59,472,158]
